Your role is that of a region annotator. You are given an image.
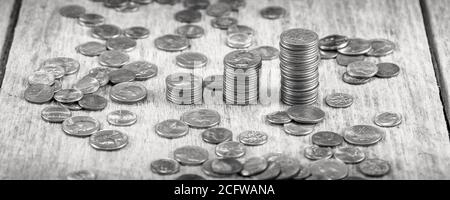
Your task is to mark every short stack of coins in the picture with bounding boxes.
[223,50,262,105]
[279,28,320,105]
[166,73,203,105]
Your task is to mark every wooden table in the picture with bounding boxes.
[0,0,449,180]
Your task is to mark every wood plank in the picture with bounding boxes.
[0,0,17,87]
[0,0,449,179]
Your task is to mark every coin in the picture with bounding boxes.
[41,57,80,75]
[367,39,395,57]
[104,0,129,8]
[266,111,291,124]
[343,125,385,146]
[374,112,402,127]
[155,119,189,139]
[39,65,65,79]
[310,159,348,180]
[41,106,72,123]
[76,41,106,57]
[227,25,255,36]
[62,116,100,137]
[91,24,122,40]
[59,5,86,18]
[319,34,349,50]
[175,9,202,23]
[338,38,372,56]
[28,71,55,86]
[238,131,268,146]
[287,105,325,124]
[123,61,158,81]
[273,155,301,180]
[184,0,210,9]
[54,89,83,103]
[108,69,136,84]
[376,62,400,78]
[106,37,137,52]
[216,141,246,158]
[74,76,100,94]
[166,73,203,105]
[176,174,206,180]
[211,17,237,30]
[253,161,281,180]
[110,82,147,103]
[283,123,315,136]
[320,50,338,59]
[240,157,268,177]
[155,0,179,5]
[226,32,253,49]
[206,2,231,17]
[201,160,230,178]
[358,158,391,177]
[78,94,107,111]
[98,50,130,68]
[151,159,180,175]
[249,46,279,60]
[58,102,83,111]
[344,176,367,180]
[132,0,153,4]
[260,6,287,19]
[336,54,365,66]
[89,130,129,151]
[78,13,105,27]
[219,0,245,11]
[293,166,311,180]
[52,80,62,93]
[176,52,208,69]
[201,127,233,144]
[325,93,354,108]
[66,170,96,180]
[174,146,209,166]
[155,34,190,52]
[175,24,205,39]
[181,109,220,128]
[203,75,223,91]
[87,67,111,86]
[304,146,333,160]
[342,72,374,85]
[312,131,343,147]
[107,110,137,126]
[211,158,243,175]
[347,61,378,78]
[334,146,366,164]
[115,1,140,12]
[124,26,150,39]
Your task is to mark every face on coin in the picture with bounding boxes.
[266,111,291,124]
[124,26,150,39]
[337,38,372,56]
[215,141,246,158]
[283,123,315,136]
[175,25,205,39]
[106,37,137,52]
[374,112,402,127]
[110,82,147,103]
[91,24,122,40]
[249,46,279,61]
[211,158,243,175]
[343,125,385,146]
[310,159,348,180]
[366,39,395,57]
[108,69,136,84]
[54,89,83,103]
[287,105,325,124]
[358,158,391,177]
[76,41,106,57]
[224,50,261,69]
[175,52,208,69]
[304,146,333,160]
[181,109,221,128]
[62,116,100,137]
[74,76,101,94]
[154,34,190,52]
[260,6,287,19]
[240,157,268,177]
[99,50,130,68]
[238,131,268,146]
[325,93,354,108]
[89,130,128,151]
[319,34,349,50]
[174,146,209,166]
[28,71,55,86]
[59,5,86,18]
[151,159,180,175]
[334,146,366,164]
[336,54,365,66]
[376,63,400,78]
[347,61,378,78]
[66,170,96,180]
[41,57,80,75]
[78,94,108,111]
[155,119,189,139]
[280,28,319,47]
[24,84,54,104]
[107,110,137,126]
[312,131,344,147]
[41,106,72,123]
[201,127,233,144]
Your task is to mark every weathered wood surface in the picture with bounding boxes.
[0,0,16,85]
[0,0,449,180]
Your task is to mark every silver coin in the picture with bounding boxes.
[89,130,128,151]
[206,2,231,17]
[78,13,105,27]
[320,50,338,59]
[227,32,253,49]
[358,158,391,177]
[203,75,223,91]
[155,34,190,52]
[106,37,137,52]
[367,39,395,57]
[181,109,220,128]
[176,52,208,69]
[342,72,374,85]
[176,174,206,180]
[151,159,180,175]
[62,116,100,137]
[338,38,372,56]
[104,0,129,8]
[59,5,86,18]
[87,67,111,86]
[91,24,122,40]
[319,34,349,50]
[347,61,378,78]
[238,131,268,146]
[41,57,80,75]
[58,102,83,111]
[336,54,365,66]
[211,158,243,175]
[132,0,154,4]
[280,28,318,47]
[240,157,268,177]
[107,110,137,126]
[76,42,106,57]
[253,161,281,180]
[334,146,366,164]
[155,119,189,139]
[52,80,62,93]
[219,0,245,11]
[211,17,237,30]
[115,1,140,13]
[39,65,65,79]
[273,155,301,180]
[201,160,230,178]
[227,25,255,36]
[310,159,348,180]
[108,69,136,84]
[374,112,402,127]
[155,0,179,5]
[287,105,325,124]
[325,93,354,108]
[312,131,344,147]
[165,72,203,105]
[124,26,150,39]
[174,146,209,166]
[78,94,107,111]
[376,62,400,78]
[98,50,130,68]
[283,123,315,136]
[201,127,233,144]
[110,82,147,103]
[215,141,246,158]
[184,0,210,9]
[249,46,279,60]
[66,170,96,180]
[74,76,100,94]
[343,125,385,146]
[41,106,72,123]
[260,6,287,19]
[123,61,158,81]
[293,166,311,180]
[28,71,55,86]
[175,24,205,39]
[304,146,333,160]
[54,89,83,103]
[266,111,291,124]
[175,9,202,23]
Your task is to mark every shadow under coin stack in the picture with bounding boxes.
[223,50,262,105]
[280,28,320,105]
[166,73,203,105]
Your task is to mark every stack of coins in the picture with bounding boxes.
[223,50,262,105]
[166,73,203,105]
[279,28,320,105]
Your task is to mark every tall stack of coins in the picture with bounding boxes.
[166,73,203,105]
[279,28,320,105]
[223,50,262,105]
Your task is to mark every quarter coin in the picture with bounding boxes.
[39,65,65,79]
[376,62,400,78]
[175,9,202,23]
[76,41,106,57]
[337,38,372,56]
[89,130,129,151]
[238,130,268,146]
[283,123,315,136]
[78,13,105,27]
[155,34,190,52]
[336,54,365,66]
[41,57,80,75]
[319,34,349,50]
[91,24,122,40]
[334,146,366,164]
[304,146,333,160]
[110,82,147,103]
[358,158,391,177]
[122,61,158,81]
[347,61,378,78]
[211,158,243,175]
[206,2,231,17]
[325,93,354,108]
[310,159,348,180]
[78,94,107,111]
[54,89,83,103]
[107,110,137,126]
[176,52,208,69]
[253,161,281,180]
[74,76,101,94]
[312,131,344,147]
[24,84,54,104]
[201,127,233,144]
[151,159,180,175]
[287,105,325,124]
[99,50,130,68]
[62,116,100,137]
[374,112,402,127]
[106,37,137,52]
[174,146,209,166]
[59,5,86,18]
[215,141,246,158]
[108,69,136,84]
[28,71,55,86]
[155,119,189,139]
[240,157,268,177]
[66,170,96,180]
[181,109,221,128]
[343,125,385,146]
[260,6,287,19]
[124,26,150,39]
[41,106,72,123]
[266,111,291,124]
[366,39,395,57]
[175,24,205,39]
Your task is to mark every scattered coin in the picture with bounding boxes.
[54,89,83,103]
[310,159,348,180]
[124,26,150,39]
[58,102,83,111]
[202,160,230,178]
[347,61,378,78]
[211,158,243,175]
[320,50,338,59]
[216,141,246,158]
[66,170,96,180]
[175,24,205,39]
[106,37,137,52]
[155,34,190,52]
[376,62,400,78]
[176,174,206,180]
[260,6,287,19]
[184,0,210,9]
[132,0,154,5]
[358,158,391,177]
[39,65,65,79]
[41,106,72,123]
[52,80,63,93]
[304,146,333,160]
[343,125,385,146]
[176,52,208,69]
[252,161,281,180]
[283,123,315,136]
[28,71,55,86]
[319,34,349,50]
[87,67,111,86]
[175,9,202,23]
[181,109,221,128]
[325,93,354,108]
[336,54,365,66]
[59,5,86,18]
[274,155,301,180]
[293,166,312,180]
[342,72,374,85]
[107,110,138,126]
[155,119,189,139]
[367,39,395,57]
[62,116,101,137]
[174,146,209,166]
[76,41,107,57]
[89,130,129,151]
[206,2,231,17]
[110,82,147,103]
[249,46,279,60]
[226,32,253,49]
[312,131,344,147]
[91,24,122,40]
[334,146,366,164]
[155,0,179,5]
[238,131,268,146]
[78,13,105,27]
[78,94,108,111]
[41,57,80,75]
[74,76,101,94]
[108,69,136,84]
[201,127,233,144]
[287,105,325,124]
[227,25,255,36]
[240,157,268,177]
[123,61,158,81]
[151,159,180,175]
[98,50,130,68]
[266,111,291,125]
[104,0,129,8]
[374,112,402,127]
[219,0,245,11]
[338,38,372,56]
[211,17,237,30]
[115,1,140,12]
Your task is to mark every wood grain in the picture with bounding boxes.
[0,0,449,179]
[0,0,16,85]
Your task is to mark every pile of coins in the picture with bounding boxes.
[279,28,320,105]
[89,0,154,13]
[165,73,203,105]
